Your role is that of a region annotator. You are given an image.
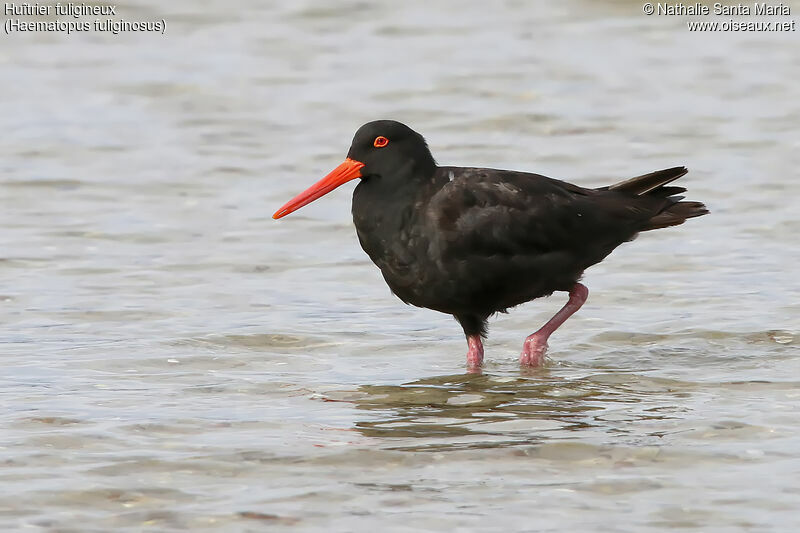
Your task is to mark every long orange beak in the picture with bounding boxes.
[272,158,365,219]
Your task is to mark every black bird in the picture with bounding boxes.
[273,120,708,370]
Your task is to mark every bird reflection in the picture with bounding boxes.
[331,370,692,451]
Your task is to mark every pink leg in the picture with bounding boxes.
[466,334,484,371]
[520,283,589,367]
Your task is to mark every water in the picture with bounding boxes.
[2,1,799,530]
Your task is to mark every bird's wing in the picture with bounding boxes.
[426,167,657,263]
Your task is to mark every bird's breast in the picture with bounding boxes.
[351,185,440,303]
[353,203,426,272]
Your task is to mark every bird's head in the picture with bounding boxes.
[272,120,435,219]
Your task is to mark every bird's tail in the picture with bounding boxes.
[607,166,688,195]
[607,166,709,230]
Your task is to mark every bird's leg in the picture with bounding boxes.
[520,283,589,367]
[466,334,484,370]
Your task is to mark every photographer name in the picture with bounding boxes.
[656,3,790,15]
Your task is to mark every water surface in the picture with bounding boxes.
[1,1,799,531]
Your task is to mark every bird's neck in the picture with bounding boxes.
[351,163,440,267]
[353,160,439,216]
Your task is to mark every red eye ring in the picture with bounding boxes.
[373,136,389,148]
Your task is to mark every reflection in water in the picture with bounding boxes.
[347,371,693,451]
[2,0,800,529]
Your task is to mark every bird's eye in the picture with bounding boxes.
[373,136,389,148]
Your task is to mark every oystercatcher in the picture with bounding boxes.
[273,120,707,369]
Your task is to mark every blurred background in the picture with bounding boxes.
[1,1,799,531]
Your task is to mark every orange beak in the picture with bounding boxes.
[272,158,365,219]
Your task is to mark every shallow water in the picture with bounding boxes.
[2,1,799,531]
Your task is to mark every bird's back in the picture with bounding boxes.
[387,166,706,316]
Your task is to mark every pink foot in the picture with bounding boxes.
[466,334,484,371]
[520,335,548,366]
[519,283,589,368]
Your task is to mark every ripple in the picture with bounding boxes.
[3,0,800,530]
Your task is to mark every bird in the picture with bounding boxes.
[273,120,708,370]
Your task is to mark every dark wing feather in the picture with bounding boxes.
[424,167,662,313]
[605,166,708,229]
[605,166,688,194]
[429,167,656,263]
